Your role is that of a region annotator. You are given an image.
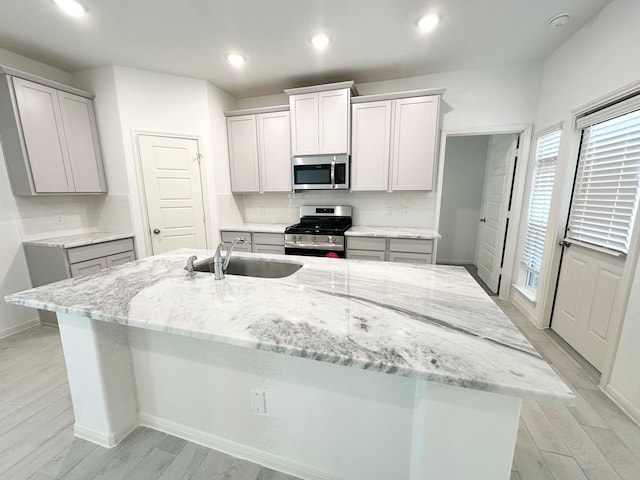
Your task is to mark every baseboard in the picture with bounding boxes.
[0,317,40,340]
[139,413,335,480]
[605,385,640,427]
[74,421,138,449]
[509,288,538,325]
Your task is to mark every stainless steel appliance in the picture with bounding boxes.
[285,205,352,258]
[292,154,349,190]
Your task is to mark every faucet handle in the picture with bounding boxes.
[186,255,198,279]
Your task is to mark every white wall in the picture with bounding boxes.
[233,63,543,228]
[0,49,80,336]
[437,135,489,264]
[513,0,640,418]
[76,66,237,257]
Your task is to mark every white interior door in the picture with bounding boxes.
[138,135,207,255]
[476,134,519,293]
[551,245,624,371]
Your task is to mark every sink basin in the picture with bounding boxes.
[193,257,302,278]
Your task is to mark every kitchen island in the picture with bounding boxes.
[5,250,573,480]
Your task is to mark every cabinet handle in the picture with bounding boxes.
[479,218,487,223]
[559,240,571,248]
[153,229,161,234]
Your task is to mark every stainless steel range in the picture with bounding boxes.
[284,205,352,258]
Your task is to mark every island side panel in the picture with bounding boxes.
[127,327,416,480]
[57,313,139,447]
[410,380,522,480]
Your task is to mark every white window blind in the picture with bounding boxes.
[521,130,562,282]
[567,108,640,254]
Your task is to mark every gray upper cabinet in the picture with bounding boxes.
[0,72,106,195]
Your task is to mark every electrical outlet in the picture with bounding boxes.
[50,215,65,225]
[402,207,409,215]
[260,206,265,216]
[387,207,393,216]
[250,390,266,415]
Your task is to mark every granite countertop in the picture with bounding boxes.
[346,226,441,240]
[5,250,573,404]
[23,232,135,248]
[220,224,289,234]
[220,224,440,240]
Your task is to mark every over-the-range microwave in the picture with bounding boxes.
[292,154,349,190]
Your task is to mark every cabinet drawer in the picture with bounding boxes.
[67,238,134,264]
[388,252,432,265]
[253,233,284,246]
[105,251,135,268]
[222,242,252,253]
[221,231,252,244]
[252,244,284,255]
[70,257,107,277]
[347,249,386,262]
[347,237,386,251]
[388,238,433,254]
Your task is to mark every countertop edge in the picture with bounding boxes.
[23,232,135,248]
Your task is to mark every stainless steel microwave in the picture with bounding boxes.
[292,154,350,190]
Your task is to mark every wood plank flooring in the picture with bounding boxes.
[1,300,639,479]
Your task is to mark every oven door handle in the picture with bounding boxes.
[285,241,343,251]
[331,160,336,189]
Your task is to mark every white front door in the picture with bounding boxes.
[551,245,624,371]
[476,134,519,293]
[137,135,208,255]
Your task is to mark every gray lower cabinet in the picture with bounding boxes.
[24,237,135,326]
[346,236,433,264]
[220,230,285,255]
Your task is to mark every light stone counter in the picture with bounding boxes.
[23,232,135,248]
[6,249,570,403]
[346,226,441,239]
[220,224,288,234]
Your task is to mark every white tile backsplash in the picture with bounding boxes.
[240,191,437,227]
[92,195,133,233]
[14,196,98,240]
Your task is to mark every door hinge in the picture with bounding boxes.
[194,153,202,164]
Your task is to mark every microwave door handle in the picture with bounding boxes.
[331,161,336,189]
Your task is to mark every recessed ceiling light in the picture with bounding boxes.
[310,34,331,50]
[225,53,246,67]
[548,13,571,28]
[52,0,86,17]
[417,14,440,33]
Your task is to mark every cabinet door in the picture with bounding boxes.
[351,101,392,191]
[58,92,107,192]
[318,89,350,154]
[388,252,432,265]
[252,244,285,255]
[227,115,260,192]
[289,93,318,155]
[12,77,74,193]
[257,111,291,192]
[391,96,439,191]
[105,251,136,268]
[70,257,107,277]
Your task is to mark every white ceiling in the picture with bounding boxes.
[0,0,611,98]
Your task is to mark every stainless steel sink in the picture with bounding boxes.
[193,257,302,278]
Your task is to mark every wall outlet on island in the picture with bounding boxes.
[250,390,266,415]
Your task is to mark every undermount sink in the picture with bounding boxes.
[193,257,303,278]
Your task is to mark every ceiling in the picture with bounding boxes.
[0,0,611,98]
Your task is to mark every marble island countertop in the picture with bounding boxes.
[5,250,572,403]
[23,232,135,248]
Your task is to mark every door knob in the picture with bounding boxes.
[153,228,161,234]
[479,218,487,223]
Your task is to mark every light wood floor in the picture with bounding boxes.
[1,303,639,480]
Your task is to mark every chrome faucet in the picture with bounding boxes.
[185,255,198,279]
[213,237,248,280]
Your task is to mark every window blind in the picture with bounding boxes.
[522,130,562,277]
[567,108,640,254]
